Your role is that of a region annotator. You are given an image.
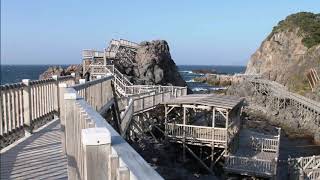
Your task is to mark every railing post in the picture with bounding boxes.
[58,83,67,153]
[64,90,81,179]
[108,153,119,180]
[22,79,32,135]
[52,75,59,115]
[79,79,86,84]
[97,76,103,109]
[82,128,111,180]
[117,167,130,180]
[71,72,76,85]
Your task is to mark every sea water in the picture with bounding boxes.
[1,65,246,92]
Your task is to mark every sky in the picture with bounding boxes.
[1,1,320,66]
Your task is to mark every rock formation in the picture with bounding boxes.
[120,40,187,87]
[245,12,320,96]
[229,12,320,144]
[39,64,82,81]
[40,40,187,88]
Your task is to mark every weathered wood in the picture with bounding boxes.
[108,154,120,180]
[117,167,130,180]
[22,79,32,133]
[82,128,111,180]
[0,120,67,180]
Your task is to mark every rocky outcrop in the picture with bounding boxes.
[227,82,320,144]
[245,12,320,96]
[193,74,232,87]
[39,64,82,80]
[40,40,187,88]
[129,40,186,87]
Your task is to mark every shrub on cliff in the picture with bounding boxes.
[270,12,320,48]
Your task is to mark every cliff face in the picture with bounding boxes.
[245,12,320,95]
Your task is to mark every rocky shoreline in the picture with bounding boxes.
[227,81,320,145]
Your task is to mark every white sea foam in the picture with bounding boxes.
[179,70,193,74]
[191,87,208,91]
[186,79,195,82]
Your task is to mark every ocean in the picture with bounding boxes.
[178,65,245,92]
[1,65,246,92]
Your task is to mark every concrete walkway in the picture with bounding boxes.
[0,119,67,179]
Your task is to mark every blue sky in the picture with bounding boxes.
[1,1,320,65]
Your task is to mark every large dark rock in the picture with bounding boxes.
[39,64,82,80]
[126,40,186,87]
[40,40,187,88]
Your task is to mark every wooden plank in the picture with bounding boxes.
[0,119,67,180]
[82,128,111,180]
[22,80,32,132]
[0,89,3,135]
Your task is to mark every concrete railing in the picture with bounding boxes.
[62,76,163,180]
[0,75,75,148]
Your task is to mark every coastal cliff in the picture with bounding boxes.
[228,12,320,143]
[245,12,320,96]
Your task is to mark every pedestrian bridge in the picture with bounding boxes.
[0,70,187,180]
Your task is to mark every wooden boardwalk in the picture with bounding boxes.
[0,119,67,180]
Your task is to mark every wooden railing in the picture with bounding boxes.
[82,49,104,58]
[288,155,320,180]
[306,168,320,180]
[239,129,280,154]
[120,99,134,135]
[119,89,186,134]
[248,78,320,113]
[0,75,75,138]
[165,123,227,144]
[63,76,163,180]
[225,156,276,176]
[72,76,113,112]
[119,39,140,48]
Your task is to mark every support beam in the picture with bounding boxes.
[184,145,215,175]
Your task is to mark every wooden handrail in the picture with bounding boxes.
[0,75,75,138]
[63,77,163,180]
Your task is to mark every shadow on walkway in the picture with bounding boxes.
[0,119,67,179]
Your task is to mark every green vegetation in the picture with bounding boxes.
[289,74,311,95]
[269,12,320,48]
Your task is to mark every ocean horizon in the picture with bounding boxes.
[0,65,246,90]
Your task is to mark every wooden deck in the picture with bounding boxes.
[0,119,67,179]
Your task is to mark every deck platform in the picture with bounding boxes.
[0,119,67,179]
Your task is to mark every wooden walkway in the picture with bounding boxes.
[0,119,67,180]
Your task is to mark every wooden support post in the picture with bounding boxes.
[211,108,215,168]
[22,79,32,135]
[59,83,67,153]
[117,167,130,180]
[64,90,80,179]
[183,107,186,162]
[71,72,76,85]
[0,88,3,135]
[52,75,59,114]
[82,128,111,180]
[108,154,119,180]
